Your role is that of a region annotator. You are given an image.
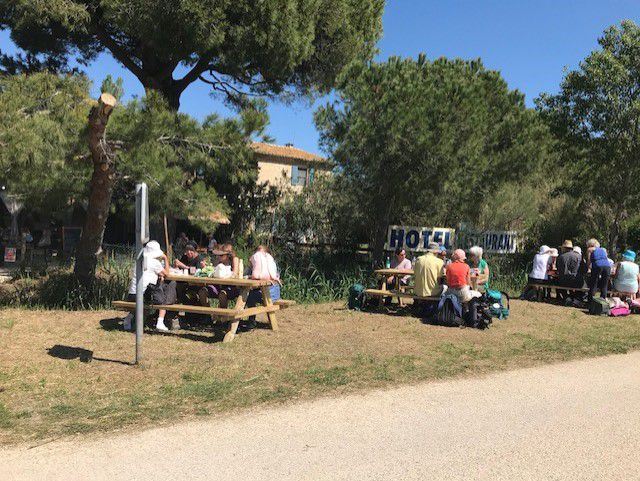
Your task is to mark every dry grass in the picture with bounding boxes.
[1,300,640,446]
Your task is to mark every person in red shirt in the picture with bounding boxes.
[446,249,474,302]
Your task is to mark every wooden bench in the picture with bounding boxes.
[112,300,280,343]
[527,283,587,301]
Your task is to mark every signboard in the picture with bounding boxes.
[384,226,455,252]
[3,247,16,263]
[459,230,518,254]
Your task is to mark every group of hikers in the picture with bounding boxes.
[122,238,282,333]
[385,242,490,304]
[526,239,640,303]
[383,236,640,309]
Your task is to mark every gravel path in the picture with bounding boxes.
[3,352,640,481]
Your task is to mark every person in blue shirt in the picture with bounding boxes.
[587,241,611,301]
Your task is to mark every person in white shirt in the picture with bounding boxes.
[122,241,177,332]
[529,245,552,284]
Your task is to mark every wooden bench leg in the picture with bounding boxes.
[261,285,278,331]
[223,288,249,343]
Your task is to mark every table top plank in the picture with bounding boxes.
[165,273,273,287]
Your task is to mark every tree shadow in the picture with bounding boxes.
[46,344,133,365]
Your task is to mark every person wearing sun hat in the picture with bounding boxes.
[414,242,445,298]
[556,240,583,301]
[122,240,177,332]
[612,249,640,299]
[529,245,552,285]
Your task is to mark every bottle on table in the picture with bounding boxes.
[385,256,391,269]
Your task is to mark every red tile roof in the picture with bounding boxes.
[251,142,327,164]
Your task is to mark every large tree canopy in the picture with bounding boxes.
[1,0,385,108]
[315,55,554,253]
[537,20,640,250]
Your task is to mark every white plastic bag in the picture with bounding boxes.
[213,263,232,279]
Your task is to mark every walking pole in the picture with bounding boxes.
[135,183,149,365]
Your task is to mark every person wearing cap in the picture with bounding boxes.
[468,245,489,288]
[438,245,450,267]
[122,240,177,332]
[588,242,612,301]
[556,240,583,301]
[414,242,445,298]
[174,241,205,271]
[612,250,640,299]
[446,249,476,303]
[174,241,208,306]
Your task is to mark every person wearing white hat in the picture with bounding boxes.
[122,240,176,332]
[529,245,552,285]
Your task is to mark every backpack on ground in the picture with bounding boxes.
[610,305,631,317]
[436,293,464,327]
[348,284,366,310]
[466,297,492,329]
[588,297,610,316]
[485,289,510,319]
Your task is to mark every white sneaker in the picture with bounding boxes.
[155,320,169,331]
[123,314,133,331]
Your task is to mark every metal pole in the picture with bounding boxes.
[135,183,149,365]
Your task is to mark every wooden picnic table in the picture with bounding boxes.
[372,268,486,305]
[165,273,279,342]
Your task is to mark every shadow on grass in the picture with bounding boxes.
[46,344,134,366]
[98,317,230,344]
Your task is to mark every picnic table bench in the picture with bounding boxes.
[527,282,628,301]
[112,274,295,343]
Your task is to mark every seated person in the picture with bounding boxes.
[242,245,282,331]
[556,240,583,300]
[382,247,412,305]
[529,245,552,284]
[208,243,240,308]
[446,249,476,303]
[414,242,444,298]
[174,241,208,305]
[613,250,640,299]
[386,248,412,287]
[468,245,489,288]
[174,241,205,272]
[438,245,450,267]
[122,241,177,332]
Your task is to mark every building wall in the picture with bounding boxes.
[257,161,299,191]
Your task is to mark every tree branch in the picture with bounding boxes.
[91,22,148,87]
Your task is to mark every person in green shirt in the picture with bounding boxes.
[468,245,490,288]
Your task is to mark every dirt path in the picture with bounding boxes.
[3,352,640,481]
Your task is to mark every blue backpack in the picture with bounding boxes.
[348,284,366,310]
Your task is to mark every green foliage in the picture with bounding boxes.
[0,72,277,236]
[315,55,555,252]
[1,0,385,107]
[537,20,640,249]
[269,175,361,246]
[0,73,91,213]
[100,75,123,101]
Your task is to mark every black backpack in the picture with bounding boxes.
[436,294,464,327]
[466,297,493,329]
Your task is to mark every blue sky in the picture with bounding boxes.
[2,0,639,155]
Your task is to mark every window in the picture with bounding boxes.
[291,165,308,186]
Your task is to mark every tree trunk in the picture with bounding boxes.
[74,93,117,284]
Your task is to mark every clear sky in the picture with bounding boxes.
[2,0,639,155]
